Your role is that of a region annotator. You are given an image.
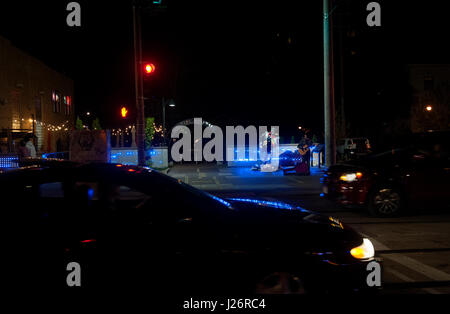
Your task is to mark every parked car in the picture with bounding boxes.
[322,131,450,217]
[337,138,371,161]
[3,159,379,293]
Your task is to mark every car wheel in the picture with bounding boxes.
[368,187,403,217]
[254,272,306,294]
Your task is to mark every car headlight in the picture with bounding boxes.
[339,172,363,182]
[350,238,375,260]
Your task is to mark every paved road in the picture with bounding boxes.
[167,164,450,294]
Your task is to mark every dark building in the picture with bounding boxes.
[408,64,450,133]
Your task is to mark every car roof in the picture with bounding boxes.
[0,158,152,177]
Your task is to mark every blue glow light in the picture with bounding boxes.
[312,252,333,256]
[207,194,232,208]
[228,198,308,212]
[232,147,260,162]
[87,188,94,200]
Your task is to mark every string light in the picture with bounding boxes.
[38,120,71,132]
[111,124,163,139]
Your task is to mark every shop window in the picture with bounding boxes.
[52,91,61,113]
[64,96,71,115]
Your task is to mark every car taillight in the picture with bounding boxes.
[80,239,96,244]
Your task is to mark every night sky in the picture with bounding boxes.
[1,0,449,142]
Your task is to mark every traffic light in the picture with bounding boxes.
[144,63,155,74]
[121,106,128,118]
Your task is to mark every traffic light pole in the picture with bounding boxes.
[133,4,146,166]
[162,97,166,142]
[323,0,336,167]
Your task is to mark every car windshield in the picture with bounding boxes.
[352,138,368,151]
[158,172,234,210]
[91,166,236,216]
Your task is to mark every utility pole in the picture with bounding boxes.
[31,114,35,137]
[338,14,346,139]
[162,96,166,142]
[133,3,146,166]
[323,0,336,167]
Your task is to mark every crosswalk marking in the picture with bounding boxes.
[359,232,450,282]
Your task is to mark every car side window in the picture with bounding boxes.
[64,179,155,224]
[39,182,65,198]
[116,185,151,208]
[21,180,72,226]
[102,184,152,213]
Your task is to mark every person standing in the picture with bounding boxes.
[25,136,37,158]
[297,143,311,175]
[297,135,312,175]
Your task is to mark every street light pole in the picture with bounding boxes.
[323,0,336,167]
[162,97,166,142]
[31,114,35,137]
[133,3,146,166]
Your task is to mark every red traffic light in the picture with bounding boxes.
[144,63,155,74]
[121,107,128,118]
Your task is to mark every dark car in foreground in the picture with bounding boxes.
[3,160,379,293]
[322,131,450,217]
